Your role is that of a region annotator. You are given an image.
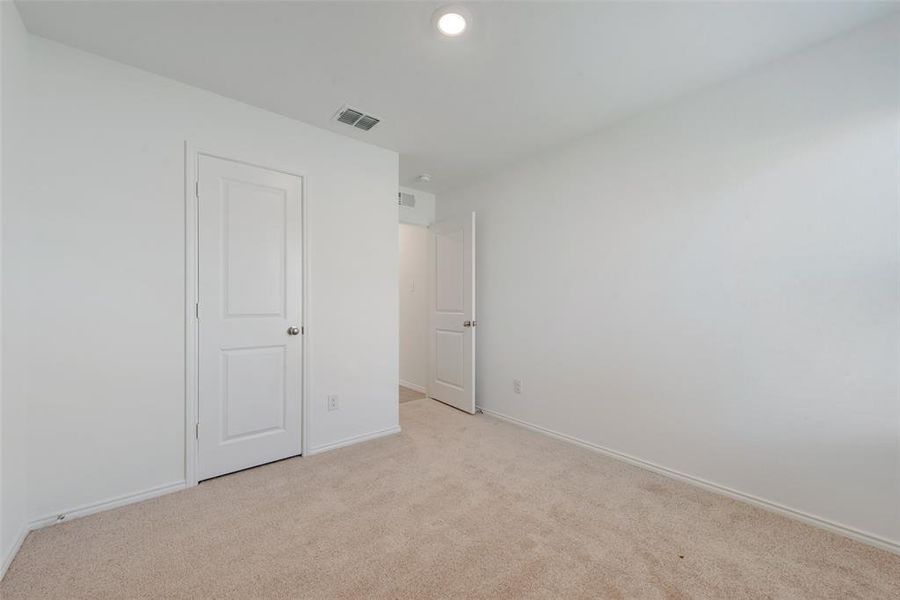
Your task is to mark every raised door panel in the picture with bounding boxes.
[222,346,286,442]
[223,181,287,318]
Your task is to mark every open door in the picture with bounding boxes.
[427,212,476,413]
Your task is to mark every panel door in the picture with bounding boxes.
[198,155,302,480]
[428,212,475,413]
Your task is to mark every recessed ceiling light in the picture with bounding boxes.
[438,12,466,36]
[433,6,470,37]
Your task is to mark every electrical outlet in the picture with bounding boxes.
[327,395,339,411]
[513,379,523,395]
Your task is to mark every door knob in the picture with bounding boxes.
[287,326,301,336]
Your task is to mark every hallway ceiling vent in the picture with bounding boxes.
[335,106,381,131]
[398,192,416,208]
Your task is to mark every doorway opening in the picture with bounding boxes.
[399,222,429,403]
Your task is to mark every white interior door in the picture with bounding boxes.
[198,155,303,480]
[428,212,476,413]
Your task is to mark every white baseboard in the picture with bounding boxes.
[306,425,402,456]
[3,480,186,581]
[477,405,900,556]
[399,380,426,394]
[5,428,399,572]
[28,480,187,530]
[0,526,30,582]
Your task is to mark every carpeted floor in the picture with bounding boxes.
[2,399,899,599]
[399,385,425,403]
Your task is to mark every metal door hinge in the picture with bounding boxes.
[195,423,199,440]
[195,303,199,319]
[195,181,199,198]
[301,326,305,335]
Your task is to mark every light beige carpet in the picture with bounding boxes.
[2,399,899,599]
[399,385,425,403]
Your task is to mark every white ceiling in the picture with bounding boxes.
[16,1,898,192]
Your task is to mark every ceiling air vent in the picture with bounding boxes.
[336,107,364,125]
[355,114,380,131]
[398,192,416,208]
[335,106,380,131]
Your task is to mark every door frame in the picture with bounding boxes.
[183,141,310,487]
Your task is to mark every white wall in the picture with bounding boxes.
[4,33,399,524]
[439,15,900,548]
[399,186,435,227]
[399,224,429,391]
[0,0,29,577]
